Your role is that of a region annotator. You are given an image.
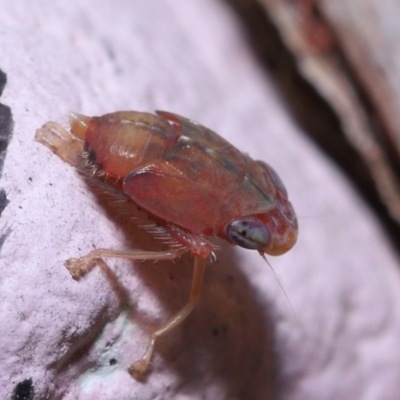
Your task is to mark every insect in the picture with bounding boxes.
[35,110,298,378]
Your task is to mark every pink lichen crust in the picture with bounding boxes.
[1,0,400,399]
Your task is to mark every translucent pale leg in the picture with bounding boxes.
[129,256,207,378]
[65,248,182,279]
[65,248,206,378]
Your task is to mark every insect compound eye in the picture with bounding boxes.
[261,162,288,197]
[226,218,271,250]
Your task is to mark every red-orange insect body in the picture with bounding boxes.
[70,111,297,258]
[36,110,298,377]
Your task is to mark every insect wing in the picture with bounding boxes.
[123,113,277,235]
[123,158,230,235]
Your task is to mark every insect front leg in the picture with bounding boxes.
[128,256,207,379]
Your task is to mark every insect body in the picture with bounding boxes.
[35,110,298,377]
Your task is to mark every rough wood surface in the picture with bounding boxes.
[1,0,400,399]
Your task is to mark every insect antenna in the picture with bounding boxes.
[259,253,300,326]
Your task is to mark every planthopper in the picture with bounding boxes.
[35,110,298,378]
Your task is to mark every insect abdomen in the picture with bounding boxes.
[71,111,179,180]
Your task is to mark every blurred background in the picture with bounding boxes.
[227,0,400,254]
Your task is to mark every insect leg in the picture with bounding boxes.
[65,248,183,280]
[129,255,207,378]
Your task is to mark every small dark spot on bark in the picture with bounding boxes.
[109,358,117,366]
[0,70,6,96]
[0,189,9,217]
[0,226,12,251]
[12,378,34,400]
[0,69,13,218]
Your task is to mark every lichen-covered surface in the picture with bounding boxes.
[1,0,400,399]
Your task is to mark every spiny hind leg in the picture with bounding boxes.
[128,256,207,379]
